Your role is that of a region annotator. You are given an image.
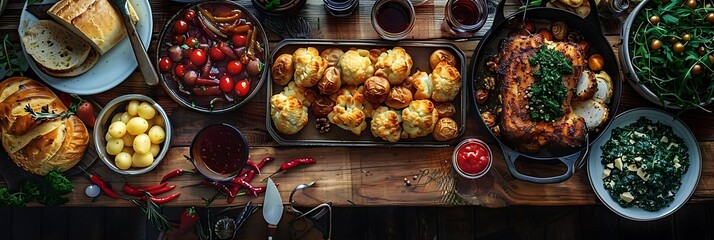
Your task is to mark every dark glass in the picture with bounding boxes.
[451,0,480,25]
[376,2,411,33]
[197,125,245,174]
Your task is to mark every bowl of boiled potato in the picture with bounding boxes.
[94,94,172,175]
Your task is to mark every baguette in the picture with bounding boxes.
[39,49,99,78]
[0,77,89,176]
[21,20,91,72]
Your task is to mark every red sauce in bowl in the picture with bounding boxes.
[191,123,248,180]
[453,139,491,178]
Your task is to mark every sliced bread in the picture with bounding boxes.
[22,20,91,72]
[39,49,99,78]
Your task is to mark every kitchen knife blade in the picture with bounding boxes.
[263,178,283,240]
[24,3,54,20]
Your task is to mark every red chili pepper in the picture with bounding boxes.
[81,169,120,199]
[122,184,144,197]
[252,186,267,194]
[123,183,174,197]
[202,179,233,198]
[227,169,258,203]
[161,169,195,183]
[137,182,169,191]
[149,184,177,196]
[142,192,181,204]
[257,157,275,169]
[178,207,199,234]
[232,178,257,197]
[245,159,260,174]
[262,157,316,181]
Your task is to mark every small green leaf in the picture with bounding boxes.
[661,14,678,24]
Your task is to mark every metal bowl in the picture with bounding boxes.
[155,0,269,114]
[94,94,172,175]
[189,123,248,182]
[620,0,711,109]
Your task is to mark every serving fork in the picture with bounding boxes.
[108,0,159,86]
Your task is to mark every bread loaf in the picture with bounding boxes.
[48,0,140,55]
[21,20,91,72]
[0,77,89,176]
[39,49,99,78]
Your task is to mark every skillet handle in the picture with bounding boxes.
[494,0,508,26]
[502,143,589,184]
[583,0,604,32]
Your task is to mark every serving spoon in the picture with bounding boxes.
[108,0,159,86]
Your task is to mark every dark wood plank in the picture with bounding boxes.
[473,206,509,240]
[104,207,146,240]
[68,207,104,240]
[332,207,368,240]
[418,206,439,240]
[10,208,42,240]
[367,207,394,240]
[674,204,712,240]
[507,206,545,240]
[398,207,420,240]
[0,208,12,240]
[41,207,68,240]
[619,215,675,239]
[544,207,580,240]
[579,205,619,240]
[437,206,475,239]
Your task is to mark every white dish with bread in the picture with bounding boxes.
[18,0,152,95]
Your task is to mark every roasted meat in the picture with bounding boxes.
[497,34,587,150]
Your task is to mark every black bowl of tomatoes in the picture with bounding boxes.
[155,0,269,114]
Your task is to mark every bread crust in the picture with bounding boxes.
[48,0,130,55]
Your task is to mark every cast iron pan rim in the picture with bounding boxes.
[469,5,623,160]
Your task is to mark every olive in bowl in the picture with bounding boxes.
[156,1,269,114]
[94,94,171,175]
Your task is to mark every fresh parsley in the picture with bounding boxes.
[0,35,29,77]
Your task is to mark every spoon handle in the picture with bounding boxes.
[122,15,159,86]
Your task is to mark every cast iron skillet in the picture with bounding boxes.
[469,0,622,183]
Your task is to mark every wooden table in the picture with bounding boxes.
[1,0,714,209]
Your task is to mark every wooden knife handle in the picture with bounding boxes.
[122,16,159,86]
[267,224,277,240]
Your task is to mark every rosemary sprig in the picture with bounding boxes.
[24,104,73,122]
[129,193,173,231]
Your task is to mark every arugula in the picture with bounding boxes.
[0,35,29,77]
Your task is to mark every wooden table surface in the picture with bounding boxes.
[1,0,714,208]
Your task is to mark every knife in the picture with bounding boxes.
[108,0,159,86]
[25,3,54,20]
[263,178,284,240]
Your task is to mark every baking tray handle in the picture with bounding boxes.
[502,139,589,184]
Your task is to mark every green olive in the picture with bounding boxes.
[649,15,661,24]
[686,0,697,8]
[650,39,663,50]
[673,42,685,53]
[692,65,702,75]
[707,13,714,23]
[682,34,692,42]
[697,46,707,56]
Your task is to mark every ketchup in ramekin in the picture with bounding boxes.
[452,139,492,179]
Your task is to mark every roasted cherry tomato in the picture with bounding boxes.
[234,79,250,97]
[523,21,535,33]
[186,37,199,48]
[173,35,185,45]
[219,75,235,93]
[231,35,247,47]
[184,9,196,22]
[159,57,173,72]
[226,60,243,75]
[174,19,188,34]
[174,64,186,78]
[190,49,207,66]
[210,47,225,61]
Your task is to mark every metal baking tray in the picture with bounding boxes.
[266,39,467,147]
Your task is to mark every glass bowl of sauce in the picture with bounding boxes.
[452,138,492,179]
[441,0,488,37]
[190,123,249,181]
[371,0,415,40]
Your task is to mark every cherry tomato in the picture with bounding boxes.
[523,21,535,33]
[174,19,188,34]
[210,47,225,61]
[231,35,247,47]
[174,64,186,78]
[219,75,234,93]
[226,60,243,75]
[186,37,199,48]
[183,9,196,22]
[173,35,184,45]
[537,29,553,41]
[234,79,250,97]
[190,49,207,66]
[159,57,173,72]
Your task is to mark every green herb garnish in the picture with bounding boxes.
[600,117,689,211]
[0,35,29,77]
[527,45,573,122]
[629,0,714,111]
[0,169,73,207]
[519,0,543,9]
[266,0,281,10]
[24,104,74,122]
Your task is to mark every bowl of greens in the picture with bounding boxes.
[587,108,701,221]
[621,0,714,110]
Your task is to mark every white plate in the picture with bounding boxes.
[587,108,701,221]
[18,0,153,95]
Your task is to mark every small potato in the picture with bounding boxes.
[133,134,151,154]
[105,132,114,142]
[151,115,165,128]
[120,112,131,123]
[149,144,160,157]
[126,100,140,116]
[115,152,132,170]
[148,126,166,144]
[121,133,136,147]
[111,113,123,123]
[132,152,154,168]
[122,146,135,155]
[108,121,127,138]
[126,117,149,135]
[137,102,156,120]
[106,139,124,155]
